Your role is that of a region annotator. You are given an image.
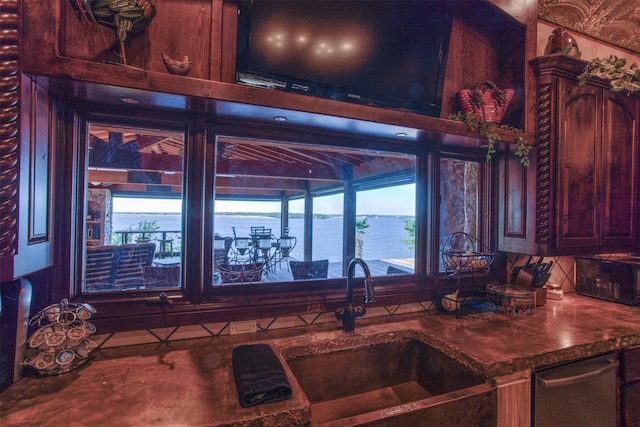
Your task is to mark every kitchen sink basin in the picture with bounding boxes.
[285,339,496,426]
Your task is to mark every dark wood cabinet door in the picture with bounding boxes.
[621,346,640,427]
[621,381,640,427]
[555,79,600,249]
[498,142,537,254]
[531,56,639,255]
[0,75,54,281]
[601,90,638,248]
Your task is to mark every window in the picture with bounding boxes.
[212,136,417,285]
[356,185,416,274]
[73,110,492,310]
[439,157,484,272]
[82,122,185,293]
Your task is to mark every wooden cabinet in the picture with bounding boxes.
[620,346,640,427]
[0,73,55,281]
[21,0,535,134]
[525,56,638,255]
[498,140,538,255]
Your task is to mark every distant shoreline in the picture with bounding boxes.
[115,212,415,219]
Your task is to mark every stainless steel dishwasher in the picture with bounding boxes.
[533,352,619,427]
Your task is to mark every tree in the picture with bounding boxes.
[355,217,370,258]
[111,219,159,245]
[403,219,415,252]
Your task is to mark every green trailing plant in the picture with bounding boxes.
[449,112,531,167]
[577,55,640,94]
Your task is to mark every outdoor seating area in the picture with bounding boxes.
[85,243,180,291]
[213,258,411,285]
[82,126,417,294]
[86,222,415,288]
[213,227,298,284]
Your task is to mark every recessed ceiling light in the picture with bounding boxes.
[273,116,287,122]
[395,132,408,137]
[121,97,139,104]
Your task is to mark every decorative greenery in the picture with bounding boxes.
[449,112,531,167]
[577,55,640,94]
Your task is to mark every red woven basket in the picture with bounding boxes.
[457,81,514,124]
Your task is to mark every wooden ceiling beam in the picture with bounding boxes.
[88,169,183,185]
[215,176,311,190]
[218,159,348,181]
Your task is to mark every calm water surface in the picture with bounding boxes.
[112,214,414,263]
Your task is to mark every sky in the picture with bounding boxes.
[112,184,416,216]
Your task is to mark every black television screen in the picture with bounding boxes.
[236,1,455,117]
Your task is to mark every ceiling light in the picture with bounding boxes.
[120,97,139,104]
[88,167,128,173]
[395,132,408,137]
[273,116,287,122]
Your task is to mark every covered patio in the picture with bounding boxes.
[84,124,417,291]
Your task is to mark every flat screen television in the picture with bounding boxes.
[236,1,455,117]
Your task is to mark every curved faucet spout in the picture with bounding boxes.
[346,258,376,305]
[336,258,376,333]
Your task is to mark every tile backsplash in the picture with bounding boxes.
[506,254,576,292]
[92,254,580,350]
[93,301,436,349]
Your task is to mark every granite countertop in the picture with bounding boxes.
[1,294,640,426]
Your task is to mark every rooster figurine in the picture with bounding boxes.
[70,0,156,66]
[162,53,192,76]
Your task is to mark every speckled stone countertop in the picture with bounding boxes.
[1,294,640,426]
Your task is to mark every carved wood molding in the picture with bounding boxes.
[536,83,552,244]
[0,0,20,256]
[539,0,640,54]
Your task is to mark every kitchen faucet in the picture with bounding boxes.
[335,258,376,333]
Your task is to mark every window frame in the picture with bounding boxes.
[202,122,426,296]
[437,149,493,284]
[67,108,193,303]
[60,106,492,331]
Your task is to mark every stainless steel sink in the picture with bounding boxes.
[285,339,496,426]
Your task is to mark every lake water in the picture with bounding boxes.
[112,214,414,263]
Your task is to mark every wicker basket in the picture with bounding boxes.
[442,232,494,277]
[457,80,514,123]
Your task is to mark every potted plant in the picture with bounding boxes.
[577,55,640,94]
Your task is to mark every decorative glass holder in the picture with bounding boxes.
[23,299,97,376]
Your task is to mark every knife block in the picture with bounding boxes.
[531,287,547,306]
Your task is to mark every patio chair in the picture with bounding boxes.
[114,242,156,288]
[232,227,251,258]
[289,260,329,280]
[218,261,265,284]
[249,227,272,259]
[214,236,233,267]
[387,265,408,275]
[85,245,117,290]
[275,235,296,270]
